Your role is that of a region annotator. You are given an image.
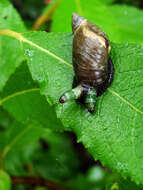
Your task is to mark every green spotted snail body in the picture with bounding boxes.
[60,13,114,113]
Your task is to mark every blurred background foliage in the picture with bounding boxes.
[9,0,143,32]
[0,0,143,189]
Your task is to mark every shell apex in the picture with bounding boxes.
[72,13,84,32]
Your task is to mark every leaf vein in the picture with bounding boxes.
[1,125,33,158]
[0,30,72,68]
[0,30,142,116]
[108,88,143,115]
[0,88,40,105]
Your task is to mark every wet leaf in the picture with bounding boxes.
[0,0,26,91]
[0,30,143,185]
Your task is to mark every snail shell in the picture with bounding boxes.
[59,14,114,113]
[72,13,111,87]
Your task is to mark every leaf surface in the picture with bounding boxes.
[0,170,11,190]
[2,121,47,158]
[2,120,51,175]
[1,63,64,131]
[0,0,26,32]
[0,30,143,185]
[3,121,79,180]
[0,0,26,91]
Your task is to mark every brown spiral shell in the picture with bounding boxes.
[72,13,111,87]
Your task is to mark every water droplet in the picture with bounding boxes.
[24,49,34,57]
[117,162,128,173]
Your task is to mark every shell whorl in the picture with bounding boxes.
[72,14,111,87]
[72,13,84,33]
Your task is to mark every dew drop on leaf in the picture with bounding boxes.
[24,49,34,57]
[117,162,128,174]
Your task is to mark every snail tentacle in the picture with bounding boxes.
[85,88,97,113]
[59,85,83,103]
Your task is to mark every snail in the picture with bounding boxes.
[59,13,114,113]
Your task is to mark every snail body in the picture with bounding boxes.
[60,13,114,113]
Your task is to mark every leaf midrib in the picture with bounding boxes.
[0,29,142,116]
[0,30,72,67]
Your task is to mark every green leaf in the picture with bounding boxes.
[52,0,115,33]
[0,0,26,91]
[0,170,11,190]
[56,41,143,185]
[0,0,26,32]
[67,166,143,190]
[0,108,12,129]
[3,120,51,175]
[117,178,143,190]
[1,63,64,131]
[2,120,49,156]
[23,32,73,104]
[109,5,143,42]
[51,0,143,43]
[4,121,79,180]
[0,30,143,185]
[0,108,13,151]
[102,0,115,4]
[67,174,90,190]
[106,177,143,190]
[1,0,143,187]
[29,132,79,181]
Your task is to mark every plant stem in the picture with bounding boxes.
[32,0,61,30]
[11,176,69,190]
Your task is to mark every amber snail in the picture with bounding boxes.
[60,13,114,113]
